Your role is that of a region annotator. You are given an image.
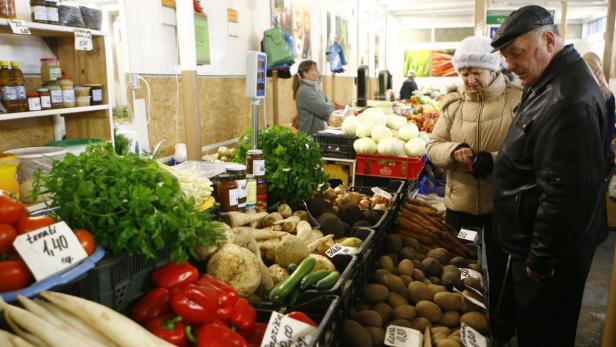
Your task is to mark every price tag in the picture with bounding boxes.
[13,222,88,281]
[8,20,31,35]
[260,311,317,347]
[453,287,487,310]
[460,267,484,288]
[371,187,393,201]
[457,228,478,242]
[460,323,488,347]
[384,325,422,347]
[325,243,356,258]
[74,29,93,51]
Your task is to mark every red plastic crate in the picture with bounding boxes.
[355,154,425,180]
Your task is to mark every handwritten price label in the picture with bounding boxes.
[8,20,31,35]
[460,268,484,286]
[453,287,487,310]
[371,187,393,201]
[325,244,356,258]
[384,325,422,347]
[14,222,88,281]
[457,228,478,242]
[260,312,317,347]
[74,29,93,51]
[461,323,488,347]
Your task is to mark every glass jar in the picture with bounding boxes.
[245,174,256,210]
[0,0,16,19]
[30,0,47,23]
[45,0,58,25]
[58,76,75,107]
[256,178,267,212]
[216,174,239,212]
[46,82,63,109]
[247,149,265,178]
[226,164,247,210]
[27,90,41,111]
[37,88,51,110]
[40,58,61,83]
[84,83,103,105]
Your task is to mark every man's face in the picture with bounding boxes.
[501,30,552,86]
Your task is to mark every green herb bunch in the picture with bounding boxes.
[235,125,327,209]
[31,143,224,262]
[113,127,130,156]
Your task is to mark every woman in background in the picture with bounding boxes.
[292,60,334,135]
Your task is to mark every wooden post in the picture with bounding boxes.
[332,73,337,102]
[560,1,568,41]
[272,70,279,125]
[604,0,616,78]
[602,242,616,347]
[474,0,486,36]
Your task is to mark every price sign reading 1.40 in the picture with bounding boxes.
[13,221,88,281]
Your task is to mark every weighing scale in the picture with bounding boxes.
[245,51,267,149]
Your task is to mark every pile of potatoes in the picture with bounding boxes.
[341,234,488,347]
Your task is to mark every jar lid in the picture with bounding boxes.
[37,88,49,92]
[217,174,235,181]
[57,76,72,81]
[40,57,58,62]
[26,90,38,97]
[226,164,246,173]
[83,83,102,87]
[247,149,263,155]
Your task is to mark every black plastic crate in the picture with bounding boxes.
[314,132,357,159]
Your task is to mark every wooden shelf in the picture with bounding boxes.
[0,105,110,121]
[0,19,105,37]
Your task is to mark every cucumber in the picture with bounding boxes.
[315,271,340,290]
[288,284,303,306]
[269,257,316,302]
[300,270,331,289]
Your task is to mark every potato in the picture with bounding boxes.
[428,276,442,285]
[351,310,383,327]
[356,302,373,311]
[391,305,417,321]
[449,329,460,337]
[427,284,447,299]
[342,320,373,347]
[449,336,464,346]
[400,275,413,286]
[463,277,483,292]
[366,327,385,347]
[413,252,427,261]
[374,269,392,281]
[378,256,395,272]
[441,265,461,288]
[423,279,433,285]
[398,247,415,261]
[388,292,409,307]
[373,302,393,323]
[409,281,433,303]
[413,259,426,272]
[422,257,443,277]
[385,253,399,265]
[398,259,415,276]
[438,311,460,328]
[364,284,390,304]
[432,332,448,344]
[434,292,465,311]
[448,256,468,268]
[460,312,488,333]
[416,300,442,323]
[427,248,450,265]
[382,274,406,293]
[436,338,461,347]
[390,268,401,276]
[402,236,422,250]
[468,263,482,272]
[410,317,432,331]
[386,234,403,253]
[430,327,451,336]
[413,269,426,281]
[387,319,413,329]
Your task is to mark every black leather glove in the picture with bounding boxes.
[472,151,493,179]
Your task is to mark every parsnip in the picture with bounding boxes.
[233,226,287,241]
[40,291,175,347]
[277,204,293,218]
[4,312,48,347]
[223,211,268,227]
[274,215,301,232]
[293,210,310,221]
[262,212,283,227]
[296,221,313,242]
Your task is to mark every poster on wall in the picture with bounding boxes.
[271,0,311,59]
[335,16,350,61]
[431,49,456,77]
[403,50,431,77]
[195,14,210,64]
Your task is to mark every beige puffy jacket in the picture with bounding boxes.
[427,73,522,215]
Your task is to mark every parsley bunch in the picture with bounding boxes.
[31,143,223,262]
[235,126,328,209]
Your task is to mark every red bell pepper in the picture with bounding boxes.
[152,262,199,289]
[170,284,218,325]
[197,320,248,347]
[243,321,268,347]
[286,311,318,327]
[230,298,256,331]
[194,275,255,330]
[131,287,171,325]
[147,316,187,347]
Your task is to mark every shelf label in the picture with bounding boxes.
[457,228,478,242]
[325,243,356,258]
[13,221,88,281]
[260,311,317,347]
[384,325,422,347]
[8,20,31,35]
[460,323,488,347]
[74,29,93,51]
[371,187,393,201]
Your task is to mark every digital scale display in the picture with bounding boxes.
[256,54,266,97]
[246,51,267,100]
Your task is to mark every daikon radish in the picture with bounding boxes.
[40,291,175,347]
[0,330,36,347]
[0,329,14,347]
[5,310,51,347]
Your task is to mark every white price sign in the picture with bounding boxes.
[8,20,31,35]
[453,287,487,310]
[74,29,93,51]
[371,187,393,201]
[384,325,422,347]
[460,267,484,288]
[325,244,356,258]
[260,311,317,347]
[13,222,88,281]
[457,228,478,242]
[461,323,488,347]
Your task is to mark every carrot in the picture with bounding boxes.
[396,217,439,240]
[395,228,435,245]
[407,198,435,208]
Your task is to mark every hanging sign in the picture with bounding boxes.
[195,14,210,64]
[74,29,93,51]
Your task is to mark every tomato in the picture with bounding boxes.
[0,223,17,253]
[0,258,33,292]
[75,229,95,255]
[0,193,27,225]
[16,215,55,234]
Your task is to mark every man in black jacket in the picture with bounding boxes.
[490,5,612,347]
[399,70,418,100]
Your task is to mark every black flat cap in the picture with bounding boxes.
[491,5,554,52]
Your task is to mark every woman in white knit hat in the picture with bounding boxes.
[426,36,522,344]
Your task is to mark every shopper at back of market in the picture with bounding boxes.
[399,70,418,100]
[293,60,335,135]
[426,35,522,343]
[490,5,614,347]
